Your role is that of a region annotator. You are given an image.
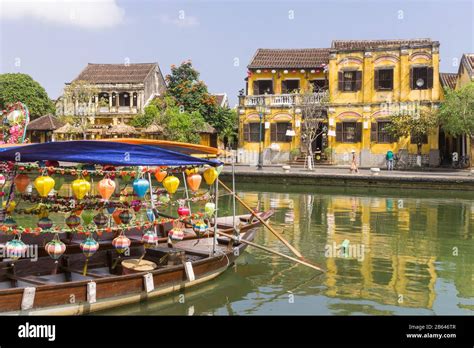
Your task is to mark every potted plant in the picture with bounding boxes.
[290,148,301,161]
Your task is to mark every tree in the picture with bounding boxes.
[130,98,162,128]
[205,106,238,147]
[296,85,329,170]
[62,80,99,139]
[165,61,218,122]
[438,83,474,140]
[386,107,438,166]
[0,73,54,118]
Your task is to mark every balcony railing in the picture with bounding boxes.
[240,91,328,107]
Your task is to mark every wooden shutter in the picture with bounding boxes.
[252,81,259,95]
[270,123,277,142]
[370,122,377,142]
[355,71,362,91]
[243,123,250,142]
[336,123,343,142]
[338,71,344,91]
[355,122,363,142]
[409,67,414,89]
[281,80,288,94]
[426,67,434,88]
[374,70,379,90]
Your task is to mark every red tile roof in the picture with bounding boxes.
[26,114,64,131]
[461,54,474,75]
[248,48,330,69]
[331,38,436,50]
[439,73,457,90]
[73,63,157,84]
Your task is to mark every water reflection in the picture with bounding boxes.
[102,184,473,315]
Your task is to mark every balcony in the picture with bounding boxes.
[239,91,328,108]
[96,106,139,114]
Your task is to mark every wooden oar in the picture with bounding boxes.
[218,231,325,273]
[218,179,303,258]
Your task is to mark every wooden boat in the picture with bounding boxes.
[0,211,273,315]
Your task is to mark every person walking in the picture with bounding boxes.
[350,150,359,174]
[386,150,394,171]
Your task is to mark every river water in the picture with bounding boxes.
[100,183,473,315]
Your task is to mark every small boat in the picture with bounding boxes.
[0,139,273,315]
[0,211,272,315]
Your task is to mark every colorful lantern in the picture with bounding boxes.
[159,194,170,204]
[192,220,208,238]
[72,178,91,200]
[133,178,149,198]
[186,173,202,192]
[205,202,216,217]
[112,209,122,224]
[185,167,198,176]
[33,175,55,197]
[66,214,81,229]
[131,200,142,212]
[168,228,184,243]
[14,174,30,193]
[106,206,116,214]
[81,210,94,226]
[112,233,131,254]
[2,201,16,213]
[80,236,99,258]
[98,178,116,201]
[154,168,167,183]
[142,230,158,248]
[146,209,155,222]
[45,236,66,260]
[177,205,190,218]
[93,212,108,228]
[203,168,218,186]
[5,238,27,260]
[0,174,6,186]
[37,217,53,230]
[119,210,132,224]
[162,175,180,195]
[216,165,224,175]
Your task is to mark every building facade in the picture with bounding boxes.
[58,62,167,137]
[238,39,443,167]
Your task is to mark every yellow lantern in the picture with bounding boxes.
[34,175,55,197]
[203,167,218,186]
[162,175,180,195]
[2,201,16,213]
[185,167,198,176]
[72,178,91,200]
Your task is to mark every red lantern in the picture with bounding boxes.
[177,205,190,218]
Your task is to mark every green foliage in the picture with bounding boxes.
[438,83,474,139]
[387,108,438,154]
[161,105,204,144]
[206,106,238,145]
[0,73,55,118]
[165,61,218,122]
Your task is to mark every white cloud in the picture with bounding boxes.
[160,13,199,28]
[0,0,125,29]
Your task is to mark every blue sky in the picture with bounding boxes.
[1,0,473,106]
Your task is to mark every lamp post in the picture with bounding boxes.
[256,100,266,170]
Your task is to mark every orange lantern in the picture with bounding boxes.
[203,167,218,186]
[162,175,180,194]
[33,175,55,197]
[154,168,167,183]
[112,209,122,224]
[14,174,30,193]
[97,178,116,201]
[186,173,202,192]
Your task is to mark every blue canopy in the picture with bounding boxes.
[0,141,221,167]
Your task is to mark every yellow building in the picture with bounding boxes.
[238,39,443,167]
